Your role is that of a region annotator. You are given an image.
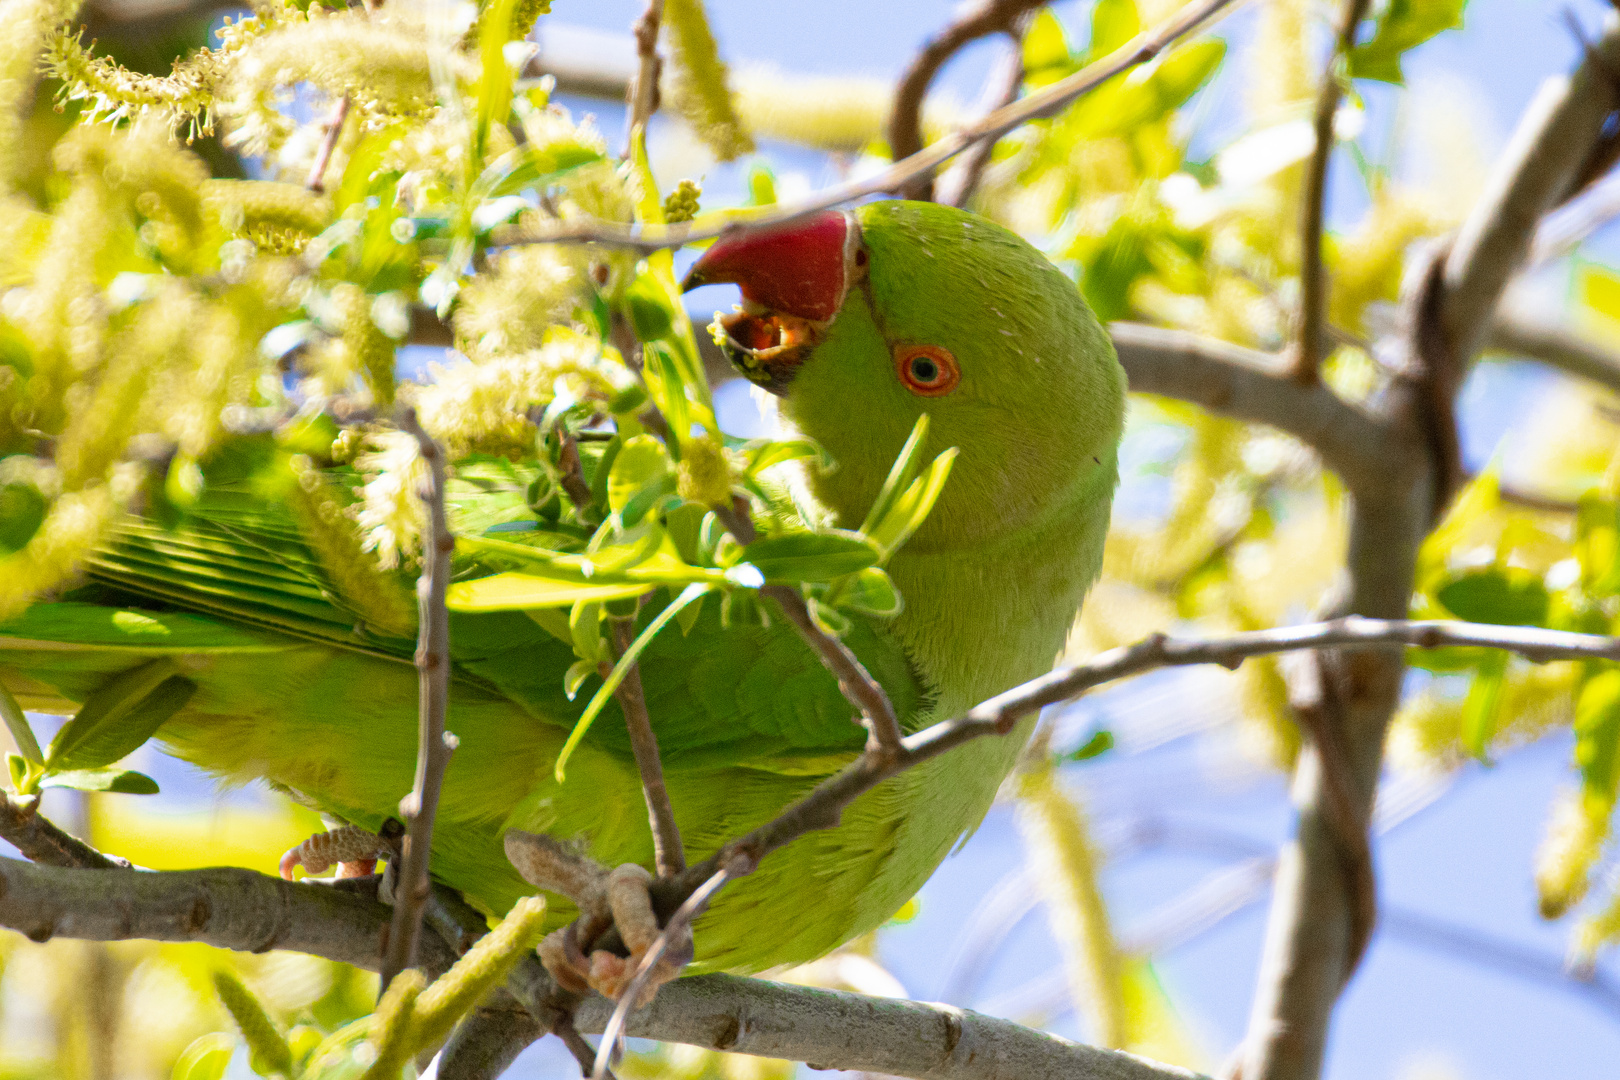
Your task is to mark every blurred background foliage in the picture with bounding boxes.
[3,0,1620,1076]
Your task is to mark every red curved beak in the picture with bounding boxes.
[681,210,860,322]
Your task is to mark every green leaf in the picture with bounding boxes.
[741,531,880,583]
[474,0,521,167]
[1348,0,1467,85]
[556,584,712,780]
[743,437,830,478]
[1436,567,1549,626]
[867,448,959,557]
[0,680,43,766]
[7,752,28,793]
[450,572,655,611]
[607,434,673,517]
[571,599,605,663]
[1460,649,1507,763]
[1063,729,1115,762]
[524,605,574,645]
[41,768,160,795]
[0,481,47,555]
[45,661,197,774]
[1022,9,1072,75]
[664,502,707,564]
[623,275,675,341]
[1088,0,1140,59]
[673,586,705,634]
[859,415,932,537]
[831,567,902,618]
[564,659,597,701]
[172,1033,236,1080]
[1576,668,1620,805]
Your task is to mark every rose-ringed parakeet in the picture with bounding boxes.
[0,200,1125,981]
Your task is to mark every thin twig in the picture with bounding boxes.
[1293,0,1373,385]
[306,95,350,194]
[592,857,750,1080]
[381,409,457,990]
[495,0,1245,251]
[762,585,903,757]
[608,618,685,878]
[936,34,1028,209]
[0,797,131,870]
[556,430,596,512]
[888,0,1046,201]
[623,0,663,154]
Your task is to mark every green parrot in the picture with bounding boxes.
[0,200,1125,976]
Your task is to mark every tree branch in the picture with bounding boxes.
[887,0,1046,202]
[496,0,1244,252]
[1293,0,1373,385]
[1486,305,1620,397]
[624,0,663,153]
[607,617,685,878]
[0,796,130,870]
[762,585,903,757]
[936,35,1027,210]
[0,856,460,975]
[382,410,457,989]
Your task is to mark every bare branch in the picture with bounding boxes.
[1294,0,1373,385]
[496,0,1244,252]
[306,94,350,194]
[624,0,663,153]
[382,409,457,989]
[762,585,904,757]
[888,0,1045,202]
[1443,14,1620,365]
[1486,305,1620,397]
[1106,322,1390,492]
[0,857,459,975]
[438,990,546,1080]
[0,796,131,870]
[607,617,686,878]
[937,36,1027,209]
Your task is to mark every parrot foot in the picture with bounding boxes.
[279,819,403,881]
[505,832,691,1007]
[537,865,691,1008]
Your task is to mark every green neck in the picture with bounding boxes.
[882,453,1117,715]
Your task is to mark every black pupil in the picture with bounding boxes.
[911,358,939,382]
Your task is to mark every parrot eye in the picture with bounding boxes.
[895,344,960,397]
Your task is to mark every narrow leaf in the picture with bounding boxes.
[0,680,43,766]
[46,661,197,773]
[42,768,161,794]
[868,448,959,556]
[555,584,711,781]
[741,530,880,583]
[859,415,932,537]
[1461,650,1508,763]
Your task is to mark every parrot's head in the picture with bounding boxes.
[685,200,1125,553]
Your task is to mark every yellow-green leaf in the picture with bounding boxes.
[447,573,654,611]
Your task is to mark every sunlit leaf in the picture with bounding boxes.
[1063,730,1115,762]
[830,566,902,618]
[0,680,42,766]
[41,768,161,794]
[45,661,197,774]
[564,658,597,701]
[1460,650,1507,763]
[1436,567,1549,627]
[742,531,880,583]
[1576,668,1620,806]
[449,573,655,611]
[1088,0,1140,59]
[1348,0,1468,85]
[867,448,959,557]
[171,1033,236,1080]
[859,415,932,537]
[1023,9,1073,80]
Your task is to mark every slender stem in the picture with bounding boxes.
[306,95,350,194]
[0,797,131,870]
[381,409,457,990]
[496,0,1245,252]
[936,34,1027,209]
[1293,0,1373,385]
[761,585,903,757]
[624,0,664,154]
[887,0,1046,202]
[608,618,685,878]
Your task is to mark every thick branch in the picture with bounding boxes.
[888,0,1046,202]
[382,410,456,988]
[1294,0,1373,385]
[607,618,685,877]
[497,0,1242,252]
[762,585,903,757]
[1442,13,1620,364]
[1486,306,1620,397]
[569,973,1207,1080]
[1107,322,1389,492]
[0,857,459,975]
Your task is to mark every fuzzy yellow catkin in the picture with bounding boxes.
[0,486,115,621]
[409,896,548,1052]
[212,971,294,1076]
[1535,787,1610,919]
[1573,877,1620,964]
[326,281,398,406]
[1015,758,1127,1049]
[661,0,754,161]
[286,456,417,638]
[0,0,83,189]
[451,245,582,361]
[662,179,702,223]
[677,433,733,507]
[204,179,332,239]
[358,968,426,1080]
[356,430,426,569]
